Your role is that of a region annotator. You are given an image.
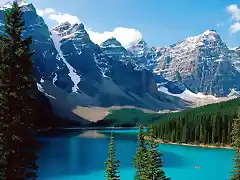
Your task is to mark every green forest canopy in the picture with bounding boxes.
[151,98,240,145]
[102,98,240,141]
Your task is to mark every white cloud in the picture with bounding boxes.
[48,13,80,24]
[44,8,56,14]
[230,22,240,33]
[36,9,45,16]
[37,7,141,47]
[88,27,142,48]
[226,4,240,21]
[36,8,56,16]
[226,4,240,33]
[36,8,80,25]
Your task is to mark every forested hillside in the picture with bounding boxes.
[100,108,160,127]
[151,98,240,145]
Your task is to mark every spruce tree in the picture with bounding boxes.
[231,108,240,148]
[229,150,240,180]
[0,1,39,179]
[104,133,120,180]
[133,125,148,180]
[212,115,217,144]
[199,123,204,143]
[229,108,240,180]
[146,125,170,180]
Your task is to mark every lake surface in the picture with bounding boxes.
[37,129,236,180]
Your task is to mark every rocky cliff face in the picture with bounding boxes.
[50,21,184,111]
[128,30,240,97]
[0,4,74,93]
[0,3,185,122]
[4,3,239,121]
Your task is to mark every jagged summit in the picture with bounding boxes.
[52,22,89,42]
[183,29,221,45]
[152,29,240,96]
[203,29,217,34]
[136,39,147,46]
[100,37,122,47]
[52,22,72,34]
[71,23,85,31]
[100,37,130,60]
[128,38,149,58]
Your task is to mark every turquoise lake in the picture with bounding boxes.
[37,129,236,180]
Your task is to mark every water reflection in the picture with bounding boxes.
[37,130,234,180]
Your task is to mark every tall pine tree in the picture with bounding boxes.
[104,133,120,180]
[229,108,240,180]
[212,115,217,144]
[146,125,170,180]
[133,125,149,180]
[0,1,39,179]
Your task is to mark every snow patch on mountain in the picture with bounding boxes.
[228,89,240,97]
[51,30,81,92]
[52,73,57,86]
[44,93,56,99]
[157,85,218,102]
[37,83,44,92]
[37,83,56,99]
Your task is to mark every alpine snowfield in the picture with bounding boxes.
[51,30,81,92]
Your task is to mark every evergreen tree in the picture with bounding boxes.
[212,115,217,144]
[229,150,240,180]
[146,125,170,180]
[133,125,148,180]
[0,1,39,179]
[199,123,204,143]
[104,133,120,180]
[151,98,240,146]
[231,108,240,148]
[229,108,240,180]
[181,124,187,143]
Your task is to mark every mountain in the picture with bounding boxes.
[1,3,239,123]
[128,39,157,71]
[50,21,185,108]
[0,3,186,123]
[142,30,240,97]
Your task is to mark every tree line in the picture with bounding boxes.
[151,98,240,146]
[230,108,240,180]
[102,108,161,127]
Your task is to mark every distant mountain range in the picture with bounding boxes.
[0,3,239,122]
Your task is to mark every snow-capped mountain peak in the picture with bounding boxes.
[136,39,147,46]
[71,23,85,32]
[51,22,93,50]
[128,38,150,57]
[100,37,130,60]
[203,29,217,34]
[182,29,221,47]
[153,29,240,96]
[52,22,72,34]
[100,37,122,48]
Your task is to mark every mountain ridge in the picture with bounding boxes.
[0,3,239,123]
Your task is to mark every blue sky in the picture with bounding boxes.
[9,0,240,48]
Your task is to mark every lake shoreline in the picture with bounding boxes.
[144,136,235,150]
